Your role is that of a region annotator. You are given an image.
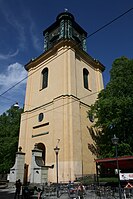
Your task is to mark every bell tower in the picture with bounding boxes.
[43,11,87,52]
[18,11,105,183]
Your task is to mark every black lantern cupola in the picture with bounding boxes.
[43,11,87,52]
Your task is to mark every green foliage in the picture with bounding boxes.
[88,56,133,158]
[0,106,23,173]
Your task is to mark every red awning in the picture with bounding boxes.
[95,156,133,169]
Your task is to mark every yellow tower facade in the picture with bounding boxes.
[18,11,105,183]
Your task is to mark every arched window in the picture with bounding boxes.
[42,68,48,89]
[83,68,89,89]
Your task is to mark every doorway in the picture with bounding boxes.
[37,143,46,164]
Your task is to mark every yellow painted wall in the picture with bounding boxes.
[18,40,104,183]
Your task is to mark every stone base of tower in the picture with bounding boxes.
[9,147,25,183]
[30,144,49,184]
[9,145,54,185]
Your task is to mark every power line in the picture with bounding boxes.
[0,76,27,98]
[88,7,133,38]
[0,7,132,104]
[0,95,17,103]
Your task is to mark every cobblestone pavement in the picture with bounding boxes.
[0,188,118,199]
[0,187,15,199]
[0,188,99,199]
[0,187,129,199]
[0,189,100,199]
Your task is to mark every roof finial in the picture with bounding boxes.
[64,8,68,12]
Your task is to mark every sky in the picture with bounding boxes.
[0,0,132,114]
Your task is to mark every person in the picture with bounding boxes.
[14,179,22,199]
[23,185,30,199]
[67,180,72,190]
[67,181,77,198]
[77,183,85,199]
[37,188,42,199]
[33,186,42,199]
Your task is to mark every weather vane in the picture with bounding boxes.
[64,8,68,12]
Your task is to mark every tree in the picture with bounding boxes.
[88,56,133,158]
[0,105,23,173]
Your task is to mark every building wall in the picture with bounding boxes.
[18,42,104,183]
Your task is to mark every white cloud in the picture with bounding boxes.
[30,20,42,52]
[0,62,27,92]
[3,11,26,50]
[0,62,27,114]
[0,49,19,60]
[22,11,42,52]
[0,1,42,53]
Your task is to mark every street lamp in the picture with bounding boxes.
[54,145,60,198]
[14,102,19,108]
[112,135,122,199]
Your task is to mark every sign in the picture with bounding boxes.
[120,173,133,181]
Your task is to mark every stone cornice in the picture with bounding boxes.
[25,39,105,72]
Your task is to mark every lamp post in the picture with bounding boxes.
[14,102,19,108]
[111,135,122,199]
[54,145,60,198]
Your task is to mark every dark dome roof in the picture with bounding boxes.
[56,11,75,22]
